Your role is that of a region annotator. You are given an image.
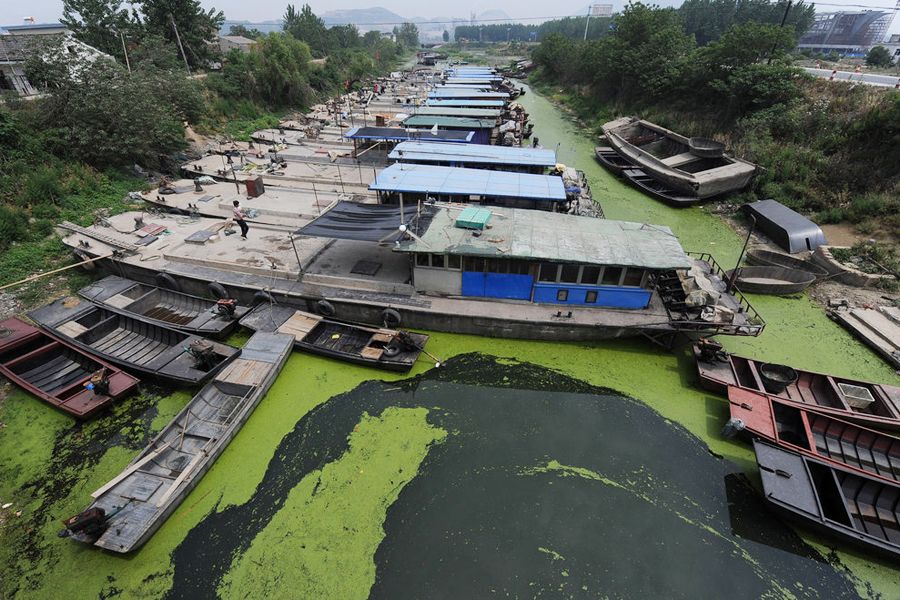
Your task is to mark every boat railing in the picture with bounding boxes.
[685,252,766,336]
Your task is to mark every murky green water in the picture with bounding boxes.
[1,85,899,599]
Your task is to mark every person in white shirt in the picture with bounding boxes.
[232,200,249,240]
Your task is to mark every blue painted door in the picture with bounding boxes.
[462,272,533,300]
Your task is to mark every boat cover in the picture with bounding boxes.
[744,199,827,254]
[294,201,434,242]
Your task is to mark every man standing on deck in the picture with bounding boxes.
[232,200,249,240]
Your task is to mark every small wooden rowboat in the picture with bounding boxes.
[745,248,828,278]
[622,168,701,207]
[694,341,900,431]
[754,439,900,561]
[724,266,816,295]
[29,298,240,386]
[78,275,250,338]
[728,386,900,484]
[594,146,632,175]
[0,318,139,418]
[60,332,294,552]
[240,304,429,372]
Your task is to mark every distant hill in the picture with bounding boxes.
[321,7,405,27]
[477,10,513,23]
[220,19,282,35]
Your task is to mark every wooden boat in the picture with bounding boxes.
[59,332,294,552]
[728,386,900,484]
[594,146,632,175]
[753,439,900,561]
[745,248,828,278]
[622,168,701,207]
[694,340,900,431]
[240,304,429,372]
[0,317,139,418]
[29,297,240,386]
[724,266,817,295]
[78,275,250,338]
[603,117,756,199]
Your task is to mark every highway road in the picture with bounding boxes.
[803,67,900,88]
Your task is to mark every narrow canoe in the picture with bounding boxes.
[240,304,429,372]
[724,266,817,295]
[78,275,250,338]
[29,297,240,386]
[60,331,294,553]
[729,386,900,484]
[754,439,900,561]
[594,146,632,175]
[622,168,701,207]
[0,317,139,418]
[694,341,900,431]
[745,248,828,278]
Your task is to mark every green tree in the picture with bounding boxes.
[442,30,450,43]
[253,32,314,106]
[128,33,184,71]
[866,45,893,68]
[229,24,263,39]
[679,0,815,46]
[61,0,139,58]
[136,0,224,68]
[393,22,419,49]
[283,4,329,57]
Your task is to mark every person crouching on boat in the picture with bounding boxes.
[232,200,249,240]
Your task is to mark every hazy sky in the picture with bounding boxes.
[2,0,899,35]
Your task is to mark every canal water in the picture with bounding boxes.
[0,85,898,600]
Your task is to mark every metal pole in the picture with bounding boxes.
[120,31,131,74]
[312,182,321,214]
[583,6,593,41]
[170,15,191,75]
[767,0,792,64]
[290,235,303,278]
[726,215,756,294]
[337,164,344,193]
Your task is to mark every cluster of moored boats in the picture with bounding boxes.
[1,62,896,563]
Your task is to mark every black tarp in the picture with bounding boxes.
[294,201,435,242]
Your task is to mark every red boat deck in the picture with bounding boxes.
[0,318,139,418]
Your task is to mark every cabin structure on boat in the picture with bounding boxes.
[370,163,569,212]
[401,115,497,145]
[342,126,474,160]
[406,106,503,119]
[425,99,506,108]
[427,90,509,101]
[444,77,502,86]
[392,205,684,308]
[389,141,556,174]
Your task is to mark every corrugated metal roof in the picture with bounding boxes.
[370,163,566,201]
[389,141,557,167]
[428,90,509,99]
[438,84,492,89]
[426,99,506,107]
[403,115,496,129]
[445,77,502,83]
[343,127,474,142]
[399,206,692,269]
[409,107,502,118]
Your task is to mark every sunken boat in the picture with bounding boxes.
[694,340,900,430]
[0,317,139,419]
[727,386,900,484]
[753,439,900,561]
[622,168,701,207]
[745,248,828,278]
[594,146,632,175]
[602,117,756,200]
[56,202,764,346]
[724,265,817,295]
[59,332,294,553]
[241,304,428,371]
[29,298,240,386]
[78,275,250,338]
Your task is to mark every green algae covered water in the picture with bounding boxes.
[1,85,899,599]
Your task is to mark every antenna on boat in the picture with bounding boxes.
[726,215,756,294]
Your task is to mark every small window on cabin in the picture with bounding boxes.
[466,257,486,272]
[447,255,461,269]
[510,261,530,275]
[538,263,558,282]
[560,265,580,284]
[585,291,598,303]
[431,254,446,269]
[416,253,430,267]
[601,267,623,285]
[622,268,645,287]
[581,266,602,285]
[557,290,569,302]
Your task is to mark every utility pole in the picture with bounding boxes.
[119,31,131,74]
[170,15,191,75]
[583,5,594,41]
[767,0,792,64]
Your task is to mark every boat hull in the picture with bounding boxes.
[725,266,817,295]
[745,249,828,278]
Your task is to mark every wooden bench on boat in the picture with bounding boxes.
[78,275,250,338]
[241,304,429,372]
[60,331,294,553]
[29,297,240,386]
[0,317,139,418]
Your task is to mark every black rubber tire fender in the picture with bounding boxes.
[253,291,274,305]
[316,299,336,317]
[383,343,401,358]
[381,308,402,328]
[208,282,229,300]
[155,272,180,292]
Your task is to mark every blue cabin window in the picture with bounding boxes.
[585,290,598,303]
[557,290,568,301]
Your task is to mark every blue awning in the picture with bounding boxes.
[390,141,557,167]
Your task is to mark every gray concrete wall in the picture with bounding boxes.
[413,265,461,296]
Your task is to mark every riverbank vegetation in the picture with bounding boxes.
[0,3,413,292]
[528,2,898,238]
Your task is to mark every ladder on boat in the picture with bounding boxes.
[58,221,140,252]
